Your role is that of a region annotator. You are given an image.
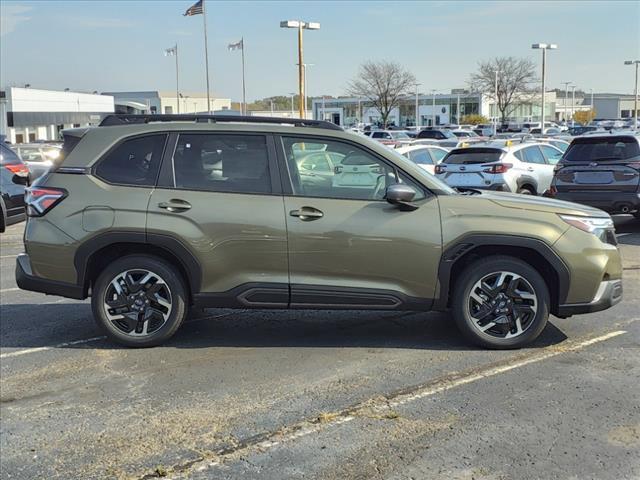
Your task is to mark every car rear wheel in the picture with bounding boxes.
[452,255,550,349]
[91,255,188,347]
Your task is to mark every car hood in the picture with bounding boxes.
[480,191,608,216]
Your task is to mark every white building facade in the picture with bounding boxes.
[0,87,114,144]
[104,91,231,115]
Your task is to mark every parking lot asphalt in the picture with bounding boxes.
[1,217,638,480]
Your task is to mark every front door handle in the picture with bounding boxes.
[158,199,192,213]
[290,206,324,221]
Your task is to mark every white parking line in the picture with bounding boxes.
[0,288,20,294]
[0,336,107,359]
[180,329,627,479]
[0,254,19,259]
[0,312,234,360]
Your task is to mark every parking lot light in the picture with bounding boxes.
[281,20,320,118]
[532,43,558,132]
[624,60,640,130]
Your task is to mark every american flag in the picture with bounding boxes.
[228,39,243,51]
[164,46,177,56]
[183,0,203,16]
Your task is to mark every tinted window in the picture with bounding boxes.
[96,135,166,186]
[540,145,563,164]
[282,137,425,201]
[18,147,43,162]
[564,137,640,162]
[429,148,447,163]
[0,144,22,165]
[443,149,503,164]
[522,146,546,164]
[300,153,332,172]
[173,134,271,194]
[408,149,433,165]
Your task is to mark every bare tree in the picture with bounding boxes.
[348,61,416,128]
[469,57,537,123]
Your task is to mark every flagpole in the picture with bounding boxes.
[241,37,246,115]
[202,0,211,113]
[174,43,180,114]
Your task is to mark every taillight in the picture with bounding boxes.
[25,187,67,217]
[482,163,512,174]
[4,163,29,177]
[434,164,446,175]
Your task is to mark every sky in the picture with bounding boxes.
[1,0,639,102]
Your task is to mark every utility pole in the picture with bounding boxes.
[571,84,576,127]
[561,81,573,123]
[532,43,557,133]
[413,83,421,129]
[431,89,436,127]
[624,60,640,130]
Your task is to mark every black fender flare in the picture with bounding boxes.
[434,234,570,311]
[74,231,202,295]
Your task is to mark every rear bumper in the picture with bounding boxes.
[15,253,85,300]
[556,279,623,317]
[555,190,640,213]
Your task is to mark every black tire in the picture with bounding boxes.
[451,255,550,349]
[91,255,188,347]
[516,186,534,195]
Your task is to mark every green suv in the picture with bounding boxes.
[16,115,623,348]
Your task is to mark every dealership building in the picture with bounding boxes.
[311,91,558,127]
[0,87,114,144]
[103,91,232,115]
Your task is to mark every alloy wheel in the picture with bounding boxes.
[103,269,172,337]
[467,271,538,339]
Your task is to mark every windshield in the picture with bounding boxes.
[563,137,640,162]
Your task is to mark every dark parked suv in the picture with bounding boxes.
[550,133,640,217]
[16,115,623,348]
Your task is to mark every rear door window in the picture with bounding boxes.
[443,149,503,164]
[540,145,563,164]
[408,149,434,165]
[95,135,167,186]
[429,148,447,163]
[521,146,546,164]
[564,137,640,162]
[173,134,271,194]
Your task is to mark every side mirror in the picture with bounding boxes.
[385,184,419,211]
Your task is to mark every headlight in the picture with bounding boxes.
[559,215,614,243]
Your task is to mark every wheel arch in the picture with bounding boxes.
[75,232,202,299]
[516,175,538,194]
[435,235,570,316]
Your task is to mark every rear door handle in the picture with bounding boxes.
[290,206,324,221]
[158,199,192,213]
[527,167,535,172]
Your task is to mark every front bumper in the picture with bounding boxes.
[554,190,640,214]
[15,253,85,299]
[556,279,623,317]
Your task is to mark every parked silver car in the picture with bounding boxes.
[435,141,563,195]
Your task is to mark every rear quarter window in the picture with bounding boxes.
[443,149,503,164]
[564,137,640,162]
[95,135,167,186]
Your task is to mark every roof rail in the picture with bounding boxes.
[99,114,343,131]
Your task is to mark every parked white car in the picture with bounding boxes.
[368,130,412,147]
[396,145,448,174]
[435,141,563,195]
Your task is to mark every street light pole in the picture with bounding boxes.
[532,43,557,133]
[494,70,499,135]
[289,92,295,117]
[571,85,576,127]
[281,20,320,119]
[624,60,640,130]
[561,81,573,123]
[431,89,436,127]
[413,83,421,129]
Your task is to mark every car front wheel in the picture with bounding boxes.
[91,255,188,347]
[452,255,550,349]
